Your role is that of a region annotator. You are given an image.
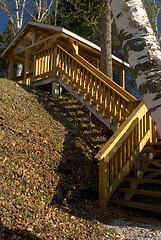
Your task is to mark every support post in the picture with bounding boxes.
[96,59,100,69]
[52,80,59,97]
[24,49,30,85]
[8,57,14,80]
[89,111,92,129]
[67,38,79,55]
[121,68,125,89]
[33,55,36,82]
[99,158,108,209]
[59,84,62,98]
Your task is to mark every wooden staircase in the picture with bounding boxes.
[112,143,161,212]
[14,43,160,212]
[31,44,137,132]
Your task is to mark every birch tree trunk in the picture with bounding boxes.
[110,0,161,136]
[100,0,113,79]
[28,0,55,23]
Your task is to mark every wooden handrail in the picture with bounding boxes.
[55,45,136,102]
[95,102,147,161]
[75,54,136,102]
[33,44,136,102]
[54,45,139,125]
[32,45,139,126]
[95,101,158,209]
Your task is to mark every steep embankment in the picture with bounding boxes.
[0,78,116,239]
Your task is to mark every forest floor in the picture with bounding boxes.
[0,78,161,240]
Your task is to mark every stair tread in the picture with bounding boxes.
[142,149,161,153]
[119,188,161,197]
[112,200,161,212]
[131,167,161,172]
[125,177,161,184]
[136,158,161,162]
[146,143,161,146]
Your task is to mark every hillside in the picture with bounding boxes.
[0,78,117,239]
[1,78,161,239]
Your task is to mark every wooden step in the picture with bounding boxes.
[142,149,161,153]
[119,188,161,197]
[131,168,161,173]
[112,200,161,212]
[146,143,161,146]
[136,158,161,162]
[125,177,161,184]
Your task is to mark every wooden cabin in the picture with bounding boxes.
[2,21,161,212]
[2,21,128,87]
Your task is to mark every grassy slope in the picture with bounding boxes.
[0,78,119,239]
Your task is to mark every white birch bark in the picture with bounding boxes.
[110,0,161,136]
[0,0,26,76]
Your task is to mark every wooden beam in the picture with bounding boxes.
[22,39,32,46]
[67,38,79,55]
[34,28,51,39]
[14,55,33,65]
[32,29,36,44]
[12,33,62,56]
[8,57,14,80]
[9,28,31,56]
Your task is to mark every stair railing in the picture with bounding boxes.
[52,45,138,126]
[95,101,158,209]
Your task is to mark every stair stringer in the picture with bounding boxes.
[55,76,118,132]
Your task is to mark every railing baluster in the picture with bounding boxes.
[103,85,107,117]
[65,53,68,74]
[119,146,123,169]
[110,157,114,184]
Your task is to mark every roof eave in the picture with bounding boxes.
[1,20,129,68]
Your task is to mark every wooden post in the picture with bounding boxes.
[8,57,14,80]
[24,49,30,85]
[99,158,108,209]
[121,68,125,89]
[67,38,79,55]
[52,79,59,97]
[59,84,62,98]
[96,59,100,69]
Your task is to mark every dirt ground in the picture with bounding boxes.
[0,78,161,240]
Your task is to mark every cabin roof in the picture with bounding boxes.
[2,20,129,68]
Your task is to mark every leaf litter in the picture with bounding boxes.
[0,78,153,240]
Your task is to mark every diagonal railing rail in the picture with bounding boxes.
[95,101,158,209]
[32,45,138,127]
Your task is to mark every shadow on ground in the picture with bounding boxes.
[16,84,161,230]
[25,85,113,204]
[0,220,41,240]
